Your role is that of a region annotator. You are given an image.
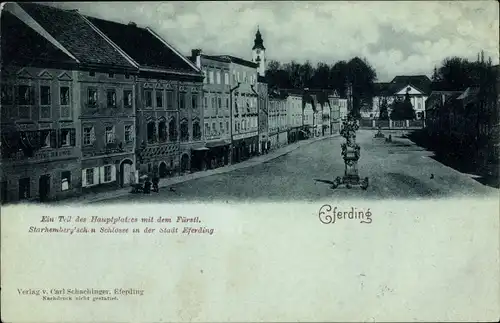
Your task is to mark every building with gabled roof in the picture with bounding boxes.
[1,2,139,203]
[86,15,205,177]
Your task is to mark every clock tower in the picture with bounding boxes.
[252,27,266,77]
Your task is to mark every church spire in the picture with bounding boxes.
[252,27,265,50]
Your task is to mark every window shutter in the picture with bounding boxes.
[99,166,105,184]
[111,165,116,182]
[70,129,76,146]
[95,167,101,185]
[82,169,87,187]
[50,130,57,148]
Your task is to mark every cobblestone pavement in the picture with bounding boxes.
[53,134,338,205]
[95,130,498,204]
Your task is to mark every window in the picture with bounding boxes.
[88,88,97,106]
[40,85,51,105]
[212,122,216,135]
[18,85,33,105]
[203,70,207,84]
[104,165,112,182]
[220,122,223,134]
[204,97,208,110]
[60,86,70,119]
[169,118,177,141]
[147,121,156,143]
[218,97,222,115]
[125,125,133,142]
[83,126,94,146]
[105,126,115,144]
[108,73,114,78]
[226,98,229,109]
[59,128,75,147]
[224,72,229,85]
[18,178,30,200]
[216,71,221,84]
[107,90,117,108]
[1,84,13,105]
[237,72,240,82]
[61,171,71,191]
[233,71,237,82]
[243,71,247,83]
[180,121,189,142]
[124,90,132,108]
[156,90,163,108]
[144,90,153,108]
[166,91,174,109]
[86,168,94,186]
[39,130,52,148]
[179,92,186,109]
[211,97,216,115]
[193,121,201,140]
[205,123,210,137]
[209,71,214,84]
[125,73,130,79]
[192,94,198,110]
[226,122,229,132]
[158,120,167,142]
[89,71,95,77]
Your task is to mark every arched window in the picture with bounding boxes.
[168,117,177,142]
[193,120,201,140]
[180,120,189,142]
[147,121,156,143]
[158,119,167,142]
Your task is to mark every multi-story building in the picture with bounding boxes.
[1,3,140,203]
[212,56,259,163]
[257,76,269,154]
[268,91,288,149]
[190,50,231,169]
[87,17,204,177]
[302,93,315,138]
[285,90,303,144]
[368,75,432,120]
[339,98,348,121]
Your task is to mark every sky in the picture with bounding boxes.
[48,1,499,82]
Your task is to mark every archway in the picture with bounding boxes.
[159,161,168,178]
[180,154,190,173]
[119,159,134,187]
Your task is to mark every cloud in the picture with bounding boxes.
[46,1,499,81]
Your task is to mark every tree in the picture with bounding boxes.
[329,60,348,96]
[346,57,377,118]
[311,62,330,89]
[378,97,389,120]
[299,60,314,89]
[390,92,415,120]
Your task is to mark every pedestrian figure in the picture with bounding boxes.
[143,179,152,194]
[152,175,159,193]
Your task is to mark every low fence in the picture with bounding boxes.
[360,119,425,129]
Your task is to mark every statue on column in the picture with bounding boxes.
[332,114,369,190]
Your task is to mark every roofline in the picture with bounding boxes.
[393,83,427,95]
[145,27,202,73]
[139,66,202,78]
[6,2,80,63]
[80,14,140,69]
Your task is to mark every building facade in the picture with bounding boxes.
[286,90,302,144]
[328,92,341,134]
[268,91,287,149]
[257,76,269,154]
[302,93,315,138]
[88,17,204,178]
[191,51,231,169]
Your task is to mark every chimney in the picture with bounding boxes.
[128,21,137,27]
[191,49,202,69]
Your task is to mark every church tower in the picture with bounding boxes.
[252,27,266,77]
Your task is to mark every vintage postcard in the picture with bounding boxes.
[1,1,499,322]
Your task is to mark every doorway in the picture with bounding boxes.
[180,154,190,173]
[159,162,168,178]
[39,174,50,202]
[119,159,134,187]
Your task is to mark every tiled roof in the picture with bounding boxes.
[88,17,199,73]
[388,75,432,95]
[18,3,135,69]
[212,55,258,68]
[1,11,76,66]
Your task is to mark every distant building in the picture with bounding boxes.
[257,76,269,153]
[328,91,341,134]
[251,28,266,78]
[285,90,303,144]
[268,90,288,149]
[369,75,432,120]
[302,93,315,138]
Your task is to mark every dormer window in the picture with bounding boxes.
[407,87,411,92]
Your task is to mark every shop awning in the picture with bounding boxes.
[205,140,231,148]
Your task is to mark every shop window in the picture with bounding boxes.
[61,171,71,191]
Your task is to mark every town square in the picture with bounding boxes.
[0,1,498,204]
